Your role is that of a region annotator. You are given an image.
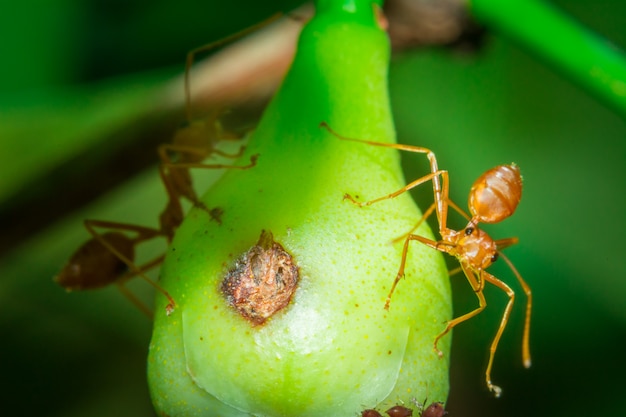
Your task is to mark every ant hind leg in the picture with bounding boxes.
[84,220,176,315]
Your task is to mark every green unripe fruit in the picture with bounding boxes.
[148,1,451,416]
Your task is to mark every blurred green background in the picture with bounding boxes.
[0,0,624,416]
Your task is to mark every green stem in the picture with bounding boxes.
[316,0,383,13]
[470,0,626,116]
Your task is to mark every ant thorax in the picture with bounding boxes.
[446,224,498,271]
[171,120,217,158]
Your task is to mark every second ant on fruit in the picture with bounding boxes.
[55,23,272,316]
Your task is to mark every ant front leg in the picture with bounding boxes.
[384,205,437,310]
[343,170,444,209]
[319,122,446,219]
[158,143,259,224]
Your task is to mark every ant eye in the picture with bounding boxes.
[464,227,474,236]
[491,253,499,263]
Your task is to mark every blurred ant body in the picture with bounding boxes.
[55,23,271,316]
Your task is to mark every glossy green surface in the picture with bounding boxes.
[148,1,450,416]
[3,1,624,417]
[470,0,626,115]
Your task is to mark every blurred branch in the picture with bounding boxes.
[157,1,484,118]
[469,0,626,116]
[4,0,624,257]
[0,0,477,257]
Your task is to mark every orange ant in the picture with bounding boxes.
[319,122,532,397]
[55,22,274,316]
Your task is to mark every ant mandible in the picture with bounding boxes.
[319,122,532,397]
[55,22,276,316]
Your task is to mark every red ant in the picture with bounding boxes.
[320,122,532,397]
[158,18,274,216]
[55,24,271,316]
[55,220,174,316]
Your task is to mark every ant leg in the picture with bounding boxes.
[158,143,258,220]
[432,263,486,358]
[163,114,245,163]
[494,237,519,251]
[208,109,249,152]
[116,283,154,317]
[161,153,259,209]
[319,122,446,219]
[386,193,460,308]
[158,142,206,206]
[212,145,246,159]
[86,219,162,242]
[384,223,439,309]
[342,171,444,215]
[447,266,463,276]
[165,154,258,172]
[446,198,471,222]
[385,234,417,310]
[497,251,532,369]
[84,220,176,315]
[391,172,464,245]
[390,201,436,244]
[481,270,517,398]
[183,13,283,121]
[115,253,167,318]
[157,165,186,239]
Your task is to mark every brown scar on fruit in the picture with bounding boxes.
[221,230,299,325]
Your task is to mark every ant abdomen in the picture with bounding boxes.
[469,164,522,224]
[56,232,134,290]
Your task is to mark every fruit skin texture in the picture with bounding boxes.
[147,1,451,416]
